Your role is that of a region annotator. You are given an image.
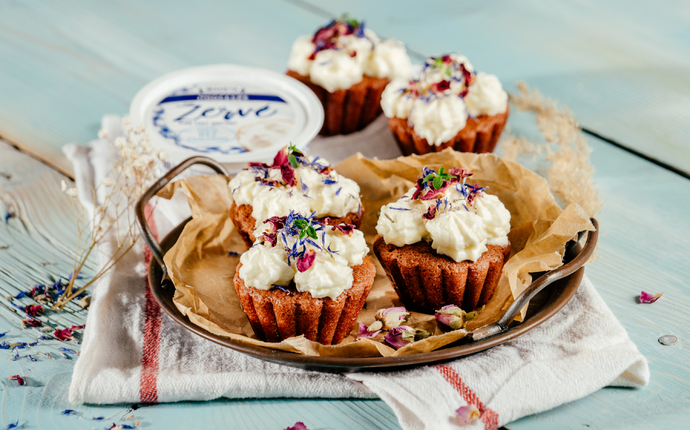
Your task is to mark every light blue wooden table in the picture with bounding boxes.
[1,1,689,429]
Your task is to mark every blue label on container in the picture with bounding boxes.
[151,85,296,154]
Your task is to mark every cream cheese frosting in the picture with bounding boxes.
[239,212,369,299]
[287,16,411,92]
[228,146,362,227]
[380,53,508,145]
[376,167,511,262]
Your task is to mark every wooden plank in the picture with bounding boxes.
[1,0,690,177]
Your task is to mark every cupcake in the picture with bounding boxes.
[381,54,510,155]
[234,212,376,345]
[286,15,411,136]
[373,167,511,313]
[228,145,363,248]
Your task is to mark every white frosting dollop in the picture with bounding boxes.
[464,72,508,117]
[409,96,468,146]
[381,78,416,119]
[239,246,294,290]
[238,215,369,299]
[376,171,511,262]
[228,153,362,226]
[287,24,411,92]
[310,49,363,93]
[293,253,353,299]
[251,189,311,227]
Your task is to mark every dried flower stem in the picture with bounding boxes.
[500,82,602,216]
[55,118,166,310]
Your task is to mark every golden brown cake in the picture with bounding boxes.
[381,54,509,155]
[286,15,411,136]
[374,237,510,313]
[228,145,364,249]
[287,71,389,136]
[388,106,510,156]
[234,256,375,344]
[375,166,512,313]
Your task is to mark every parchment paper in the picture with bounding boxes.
[159,149,595,357]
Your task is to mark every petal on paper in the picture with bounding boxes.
[357,323,381,339]
[284,422,309,430]
[639,291,663,304]
[384,326,415,350]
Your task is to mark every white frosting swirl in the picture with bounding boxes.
[287,26,411,92]
[228,154,362,226]
[251,189,311,227]
[239,246,294,290]
[380,54,507,145]
[464,72,508,117]
[293,253,353,299]
[381,78,416,119]
[409,96,468,146]
[310,49,363,93]
[376,176,511,262]
[238,216,369,299]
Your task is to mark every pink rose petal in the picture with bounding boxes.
[456,405,481,424]
[639,291,663,304]
[357,323,381,339]
[384,326,415,350]
[296,250,316,273]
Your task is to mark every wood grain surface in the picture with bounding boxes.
[1,0,689,176]
[0,0,689,429]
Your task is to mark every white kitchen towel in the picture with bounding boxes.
[65,115,649,430]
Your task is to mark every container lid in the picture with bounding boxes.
[130,64,323,167]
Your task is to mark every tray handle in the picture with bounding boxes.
[470,218,599,341]
[135,156,229,284]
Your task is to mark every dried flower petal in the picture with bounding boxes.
[7,420,19,429]
[456,405,481,424]
[357,322,382,339]
[285,423,309,430]
[8,375,25,386]
[331,224,355,236]
[296,250,316,272]
[435,305,467,330]
[21,318,42,328]
[24,304,43,317]
[639,291,662,304]
[384,325,415,349]
[375,307,410,330]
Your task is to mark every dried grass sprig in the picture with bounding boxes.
[54,118,167,310]
[500,82,602,217]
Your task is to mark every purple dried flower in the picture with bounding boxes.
[435,304,466,330]
[285,422,309,430]
[375,307,409,329]
[357,322,382,339]
[384,326,415,350]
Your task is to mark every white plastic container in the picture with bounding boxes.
[130,64,323,173]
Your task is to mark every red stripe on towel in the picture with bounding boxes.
[435,364,500,430]
[140,203,161,404]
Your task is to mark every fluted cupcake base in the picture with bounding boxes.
[374,235,510,313]
[233,256,376,345]
[230,202,364,249]
[287,70,390,136]
[388,105,510,156]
